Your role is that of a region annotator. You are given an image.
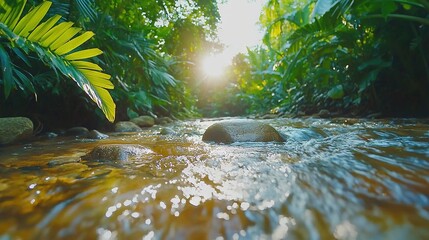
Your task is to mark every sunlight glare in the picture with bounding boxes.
[201,54,229,78]
[200,0,265,79]
[218,0,265,59]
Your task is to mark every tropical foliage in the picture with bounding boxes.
[0,0,221,129]
[0,0,115,121]
[92,0,221,119]
[229,0,429,117]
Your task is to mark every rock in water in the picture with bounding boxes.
[156,117,174,125]
[114,121,142,132]
[82,144,153,162]
[202,120,285,143]
[131,115,155,128]
[0,117,33,145]
[65,127,89,136]
[85,130,109,139]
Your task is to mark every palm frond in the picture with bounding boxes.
[0,0,115,122]
[74,0,96,22]
[0,0,26,29]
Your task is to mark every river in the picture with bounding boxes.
[0,117,429,239]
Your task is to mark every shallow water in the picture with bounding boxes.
[0,118,429,239]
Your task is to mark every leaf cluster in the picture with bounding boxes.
[230,0,429,117]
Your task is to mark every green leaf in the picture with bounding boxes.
[0,1,116,122]
[0,43,13,97]
[0,0,26,29]
[127,108,139,119]
[95,87,116,122]
[27,14,61,42]
[312,0,339,19]
[49,27,82,51]
[11,46,31,66]
[382,1,398,19]
[75,0,97,21]
[13,1,51,37]
[13,68,35,94]
[54,31,95,55]
[39,47,115,122]
[65,48,103,60]
[327,85,344,99]
[39,21,74,47]
[71,60,102,71]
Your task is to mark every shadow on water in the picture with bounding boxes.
[0,118,429,239]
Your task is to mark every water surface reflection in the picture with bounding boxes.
[0,118,428,239]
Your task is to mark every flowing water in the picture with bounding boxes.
[1,118,429,240]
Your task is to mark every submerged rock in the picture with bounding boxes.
[114,121,142,132]
[202,120,285,144]
[47,156,81,167]
[131,115,155,128]
[0,117,33,145]
[82,144,153,162]
[159,127,176,135]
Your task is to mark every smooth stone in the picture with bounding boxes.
[0,117,33,145]
[202,120,285,144]
[114,121,142,132]
[156,117,174,125]
[131,115,155,127]
[82,144,153,162]
[65,127,89,136]
[86,130,109,139]
[159,127,175,135]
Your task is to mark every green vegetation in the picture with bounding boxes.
[0,0,220,129]
[227,0,429,117]
[0,0,114,122]
[1,0,428,130]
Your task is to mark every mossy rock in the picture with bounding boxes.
[131,116,155,127]
[114,121,142,132]
[0,117,33,145]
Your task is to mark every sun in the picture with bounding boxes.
[201,54,229,78]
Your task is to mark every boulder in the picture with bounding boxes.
[82,144,153,162]
[202,120,285,144]
[131,115,155,127]
[156,117,174,125]
[65,127,89,136]
[85,130,109,139]
[0,117,33,145]
[114,121,142,132]
[159,127,175,135]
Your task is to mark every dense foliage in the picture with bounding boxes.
[2,0,428,127]
[0,0,115,122]
[0,0,221,129]
[229,0,429,117]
